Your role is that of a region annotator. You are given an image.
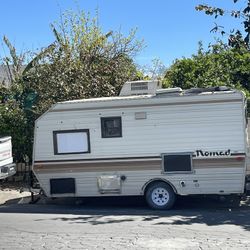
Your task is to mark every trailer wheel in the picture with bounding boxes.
[145,182,176,210]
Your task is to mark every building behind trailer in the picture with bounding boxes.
[32,81,249,209]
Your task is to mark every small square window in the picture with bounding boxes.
[162,153,193,173]
[101,117,122,138]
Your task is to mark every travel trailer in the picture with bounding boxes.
[0,136,16,179]
[32,81,249,209]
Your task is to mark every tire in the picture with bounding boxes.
[145,182,176,210]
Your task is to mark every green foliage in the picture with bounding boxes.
[0,9,143,162]
[164,42,250,97]
[1,36,27,85]
[195,0,250,50]
[248,100,250,116]
[23,10,142,114]
[0,99,28,162]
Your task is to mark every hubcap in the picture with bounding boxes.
[151,187,169,206]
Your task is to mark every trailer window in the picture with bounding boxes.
[101,117,122,138]
[162,153,192,173]
[53,129,90,154]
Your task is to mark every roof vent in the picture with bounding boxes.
[131,82,148,91]
[156,87,182,95]
[184,86,231,94]
[119,80,160,96]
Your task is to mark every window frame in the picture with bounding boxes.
[53,129,91,155]
[101,116,122,138]
[161,152,193,174]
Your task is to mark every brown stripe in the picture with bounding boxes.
[34,153,245,164]
[33,160,161,173]
[33,158,245,174]
[34,156,160,164]
[50,99,242,113]
[193,158,244,169]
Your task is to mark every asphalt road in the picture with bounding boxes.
[0,195,250,250]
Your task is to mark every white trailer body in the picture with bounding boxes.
[32,82,248,209]
[0,137,16,179]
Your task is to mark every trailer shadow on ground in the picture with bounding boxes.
[0,195,250,231]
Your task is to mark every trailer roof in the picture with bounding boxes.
[58,94,152,104]
[35,88,244,122]
[58,89,238,105]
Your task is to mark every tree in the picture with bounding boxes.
[0,9,143,162]
[0,37,33,162]
[164,42,250,96]
[0,36,27,85]
[139,58,167,82]
[195,1,250,114]
[0,101,29,162]
[195,0,250,50]
[21,10,143,114]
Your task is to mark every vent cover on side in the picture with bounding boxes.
[97,175,121,194]
[50,178,76,194]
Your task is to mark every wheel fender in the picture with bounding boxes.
[142,178,178,195]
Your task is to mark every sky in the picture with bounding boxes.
[0,0,246,67]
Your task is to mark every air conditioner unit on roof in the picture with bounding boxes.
[119,80,161,96]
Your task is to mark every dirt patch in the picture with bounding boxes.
[0,182,30,205]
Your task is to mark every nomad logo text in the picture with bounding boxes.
[196,149,231,157]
